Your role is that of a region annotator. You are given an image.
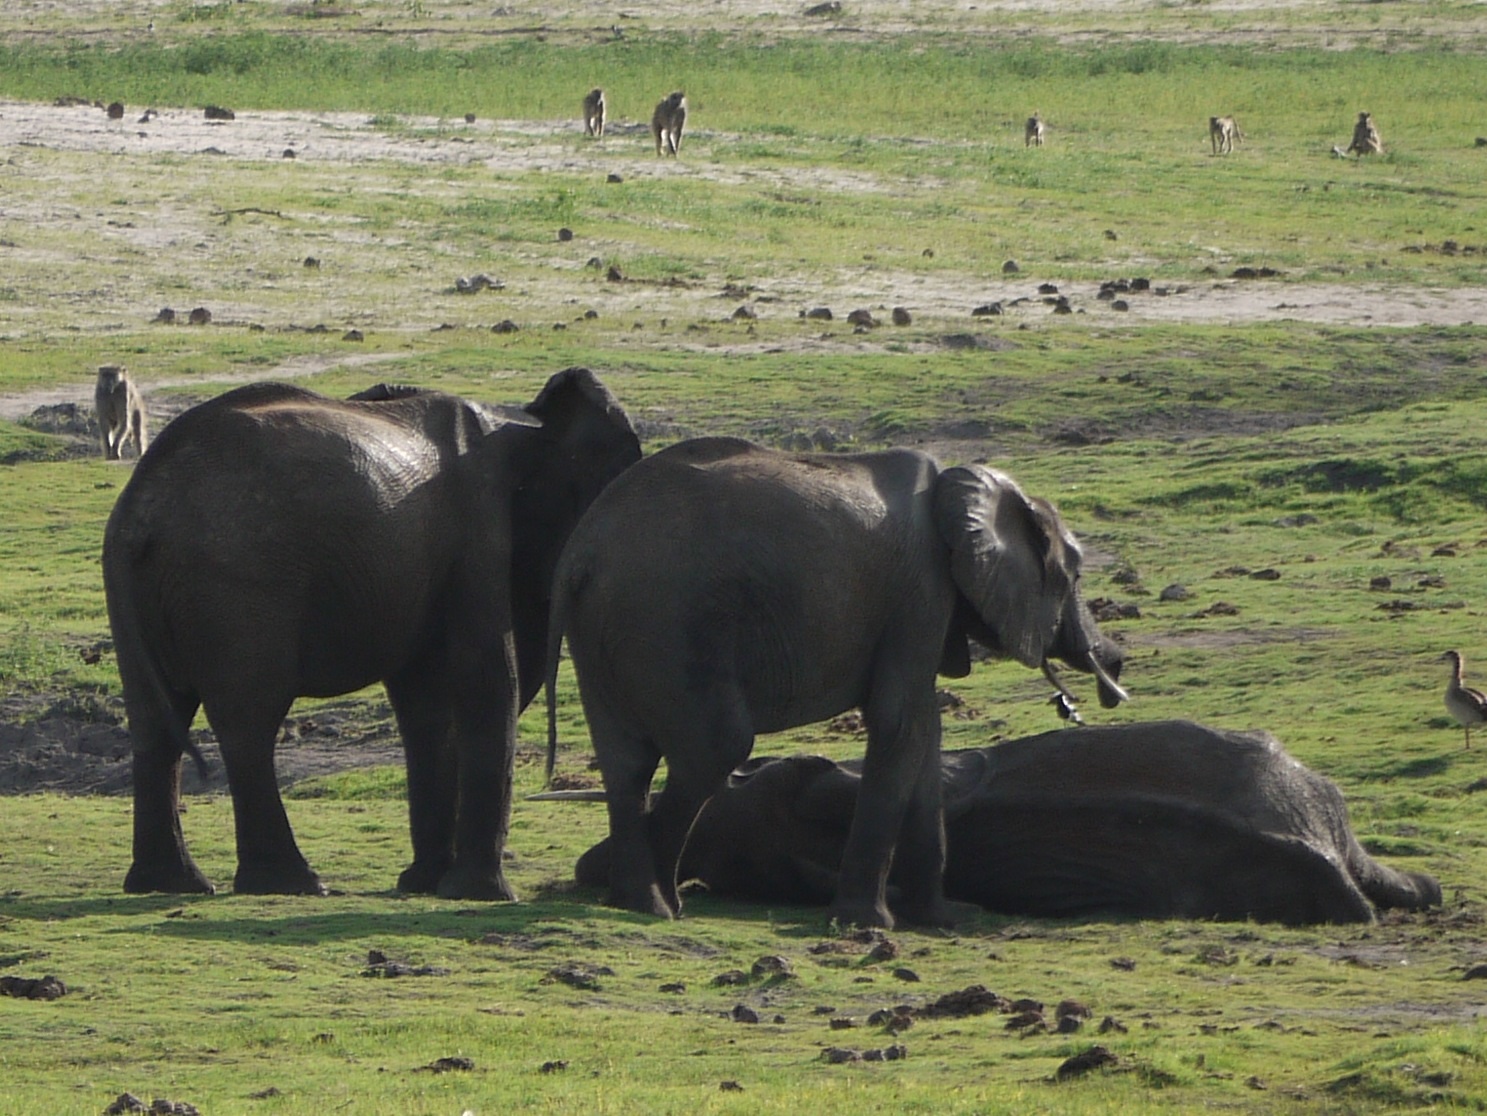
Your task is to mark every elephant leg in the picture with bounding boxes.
[588,697,669,916]
[124,696,215,895]
[831,682,946,930]
[645,715,754,916]
[434,631,518,902]
[385,664,457,894]
[208,697,325,896]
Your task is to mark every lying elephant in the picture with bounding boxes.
[104,369,640,899]
[549,439,1126,929]
[573,720,1440,925]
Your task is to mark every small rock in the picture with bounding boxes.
[1249,568,1282,580]
[204,104,235,121]
[1055,1045,1118,1081]
[558,227,574,242]
[803,306,833,320]
[829,1017,857,1030]
[659,981,685,993]
[1111,299,1130,311]
[418,1056,474,1073]
[151,307,176,323]
[732,304,757,321]
[846,308,877,327]
[606,265,624,282]
[891,967,920,982]
[971,302,1002,317]
[821,1047,860,1064]
[540,1060,567,1073]
[712,969,750,987]
[464,113,476,123]
[491,320,519,334]
[1158,584,1190,602]
[106,101,125,119]
[1098,1015,1128,1034]
[719,1080,744,1091]
[606,173,623,183]
[341,329,363,342]
[1002,260,1020,274]
[803,0,843,14]
[751,955,793,979]
[187,307,212,325]
[730,1004,760,1024]
[891,306,912,325]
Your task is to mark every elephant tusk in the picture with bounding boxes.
[525,789,608,803]
[1089,653,1130,705]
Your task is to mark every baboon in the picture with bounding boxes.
[582,88,606,138]
[1347,111,1383,156]
[1209,115,1242,155]
[1024,112,1046,147]
[651,91,687,157]
[94,364,147,461]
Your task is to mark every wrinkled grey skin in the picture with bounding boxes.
[104,369,639,899]
[549,438,1125,928]
[576,720,1442,926]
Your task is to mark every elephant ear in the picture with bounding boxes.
[933,464,1075,670]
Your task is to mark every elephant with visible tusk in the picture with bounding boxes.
[104,369,639,900]
[546,437,1126,928]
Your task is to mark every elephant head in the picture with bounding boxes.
[933,464,1126,709]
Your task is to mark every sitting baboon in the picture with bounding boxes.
[1347,111,1383,156]
[94,364,147,460]
[651,91,687,157]
[1024,112,1045,147]
[1209,115,1242,155]
[582,88,606,138]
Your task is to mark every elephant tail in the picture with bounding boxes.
[102,525,210,782]
[543,586,568,785]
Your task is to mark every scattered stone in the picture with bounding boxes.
[106,101,125,119]
[891,306,912,325]
[465,113,476,124]
[542,962,613,990]
[606,173,623,183]
[361,950,449,978]
[540,1060,567,1073]
[1055,1045,1118,1081]
[491,320,519,334]
[1110,957,1136,971]
[804,0,843,14]
[1432,543,1459,558]
[752,955,794,979]
[719,1080,744,1092]
[583,309,599,320]
[1249,568,1282,580]
[1111,299,1130,311]
[187,307,212,325]
[1005,1010,1045,1032]
[1130,277,1150,290]
[417,1056,474,1073]
[1051,296,1072,314]
[1056,999,1093,1022]
[1193,601,1239,618]
[341,329,363,342]
[203,104,236,121]
[971,302,1002,317]
[865,939,899,963]
[247,1086,282,1099]
[919,985,1006,1019]
[282,148,296,158]
[557,227,574,242]
[1158,584,1190,602]
[659,981,685,993]
[1098,1015,1128,1034]
[105,1094,146,1114]
[151,307,177,324]
[712,969,751,987]
[1231,266,1279,279]
[1104,229,1118,240]
[1002,260,1020,274]
[846,308,877,327]
[821,1047,860,1064]
[891,967,920,982]
[732,304,757,321]
[730,1003,760,1023]
[1461,962,1487,980]
[303,256,320,269]
[829,1017,857,1030]
[1088,598,1141,622]
[803,306,833,320]
[0,974,66,1000]
[1037,282,1059,295]
[862,1045,907,1061]
[606,265,624,282]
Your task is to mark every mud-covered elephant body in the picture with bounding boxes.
[550,437,1125,928]
[577,720,1440,925]
[104,369,639,899]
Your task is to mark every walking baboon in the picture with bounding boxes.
[1347,111,1383,156]
[1024,112,1045,147]
[651,91,687,157]
[582,88,606,138]
[94,364,147,460]
[1209,115,1242,155]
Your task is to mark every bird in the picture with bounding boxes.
[1440,650,1487,749]
[1049,692,1083,726]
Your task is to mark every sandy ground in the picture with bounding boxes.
[3,98,1485,340]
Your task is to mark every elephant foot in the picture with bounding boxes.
[233,863,328,896]
[828,896,895,931]
[435,863,517,902]
[124,858,216,896]
[896,897,978,930]
[607,883,678,919]
[397,857,454,896]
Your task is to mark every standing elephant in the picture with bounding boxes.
[104,368,639,899]
[547,438,1126,928]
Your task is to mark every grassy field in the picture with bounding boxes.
[4,4,1487,1113]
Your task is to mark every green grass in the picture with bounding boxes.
[4,6,1487,1112]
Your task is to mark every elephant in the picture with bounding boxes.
[103,368,640,899]
[571,720,1442,926]
[546,437,1127,928]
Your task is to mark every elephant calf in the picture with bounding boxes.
[104,369,639,899]
[549,438,1126,928]
[576,720,1441,926]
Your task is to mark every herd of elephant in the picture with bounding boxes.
[99,368,1438,928]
